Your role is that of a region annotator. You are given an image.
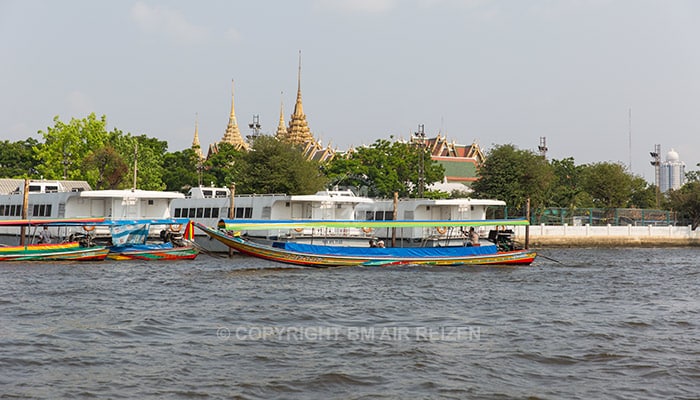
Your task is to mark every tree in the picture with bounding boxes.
[203,142,246,188]
[108,132,168,190]
[162,149,202,193]
[239,135,327,194]
[548,157,591,208]
[471,144,554,216]
[579,162,636,208]
[35,113,110,181]
[83,145,128,189]
[323,138,444,198]
[0,138,41,178]
[668,181,700,230]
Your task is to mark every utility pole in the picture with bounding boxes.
[650,144,661,208]
[413,124,426,198]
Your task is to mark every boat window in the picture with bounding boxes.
[204,208,211,218]
[202,190,212,198]
[215,190,228,198]
[174,208,182,218]
[0,205,4,216]
[196,208,204,218]
[244,207,252,218]
[365,211,375,221]
[46,204,52,216]
[45,186,58,193]
[212,208,219,218]
[235,208,244,218]
[188,208,196,218]
[148,200,154,205]
[28,185,41,192]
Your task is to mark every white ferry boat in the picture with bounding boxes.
[0,179,184,245]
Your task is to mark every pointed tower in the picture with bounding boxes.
[286,51,316,145]
[221,80,249,150]
[192,113,204,160]
[275,92,288,139]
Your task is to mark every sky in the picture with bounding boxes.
[1,0,699,182]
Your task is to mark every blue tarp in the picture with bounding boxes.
[110,243,174,251]
[274,242,498,258]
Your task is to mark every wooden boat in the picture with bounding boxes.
[195,219,536,267]
[0,217,110,261]
[0,241,109,261]
[104,219,199,261]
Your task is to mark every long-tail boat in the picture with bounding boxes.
[0,217,109,261]
[195,219,536,267]
[102,219,199,261]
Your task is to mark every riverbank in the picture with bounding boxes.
[513,224,700,247]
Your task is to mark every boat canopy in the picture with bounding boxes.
[216,218,529,231]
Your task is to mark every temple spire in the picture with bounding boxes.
[192,113,204,159]
[286,51,314,145]
[276,92,288,139]
[221,79,248,150]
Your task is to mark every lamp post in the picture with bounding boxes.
[650,144,661,208]
[413,124,426,198]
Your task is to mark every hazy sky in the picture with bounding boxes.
[2,0,698,181]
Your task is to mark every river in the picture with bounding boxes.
[1,248,698,399]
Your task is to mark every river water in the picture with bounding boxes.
[1,248,698,399]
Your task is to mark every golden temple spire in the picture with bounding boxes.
[276,92,288,139]
[286,51,315,145]
[192,113,204,159]
[221,79,248,150]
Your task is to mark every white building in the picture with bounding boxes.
[659,148,685,192]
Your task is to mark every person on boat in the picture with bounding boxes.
[368,239,376,248]
[38,226,52,244]
[376,240,385,248]
[468,227,480,247]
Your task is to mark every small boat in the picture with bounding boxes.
[0,217,110,261]
[0,241,110,261]
[195,219,536,267]
[104,219,199,261]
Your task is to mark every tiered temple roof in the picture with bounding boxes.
[283,52,316,146]
[192,114,204,160]
[220,80,248,151]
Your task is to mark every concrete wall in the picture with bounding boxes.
[512,224,700,247]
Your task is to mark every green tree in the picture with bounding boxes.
[579,162,636,208]
[162,149,204,193]
[0,138,41,178]
[108,132,167,190]
[471,144,554,216]
[668,181,700,230]
[203,142,246,188]
[239,135,327,194]
[549,157,591,208]
[323,138,444,198]
[35,113,110,182]
[83,145,128,189]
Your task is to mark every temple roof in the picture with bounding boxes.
[220,80,249,151]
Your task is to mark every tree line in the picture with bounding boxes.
[2,114,699,228]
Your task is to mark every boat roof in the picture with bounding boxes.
[79,189,185,199]
[0,179,91,195]
[217,218,528,230]
[289,190,374,204]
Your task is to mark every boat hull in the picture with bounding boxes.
[0,242,109,261]
[196,223,536,267]
[107,245,199,261]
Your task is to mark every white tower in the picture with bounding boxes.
[659,148,685,192]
